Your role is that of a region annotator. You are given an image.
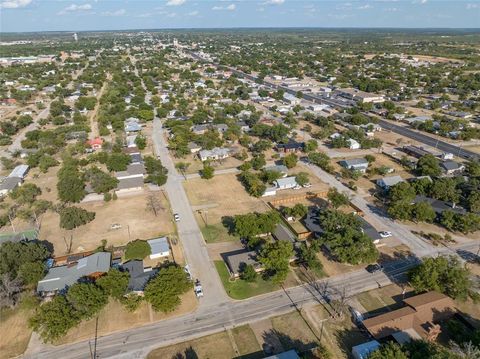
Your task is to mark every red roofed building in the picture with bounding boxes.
[86,137,103,150]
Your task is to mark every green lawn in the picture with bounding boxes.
[214,260,281,300]
[201,223,238,243]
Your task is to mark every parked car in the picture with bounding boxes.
[174,213,180,222]
[302,183,312,188]
[194,279,204,298]
[366,264,383,274]
[379,231,392,238]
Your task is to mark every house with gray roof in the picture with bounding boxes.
[37,252,111,296]
[8,164,29,179]
[413,195,466,215]
[147,237,170,259]
[274,176,298,190]
[273,223,296,243]
[264,164,289,177]
[0,177,22,197]
[199,147,230,162]
[339,158,369,173]
[225,250,262,278]
[377,175,404,190]
[440,160,465,176]
[122,260,158,294]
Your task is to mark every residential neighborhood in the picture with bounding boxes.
[0,8,480,359]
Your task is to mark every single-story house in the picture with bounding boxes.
[274,176,298,190]
[225,250,262,278]
[126,135,137,148]
[8,164,29,179]
[413,195,466,215]
[440,160,465,176]
[347,138,361,150]
[264,349,300,359]
[0,177,22,196]
[86,137,103,150]
[130,153,143,164]
[37,252,111,296]
[339,158,369,173]
[358,217,382,244]
[116,176,144,192]
[188,142,202,154]
[273,224,296,243]
[363,291,455,342]
[199,147,230,162]
[402,145,434,159]
[191,124,210,135]
[125,121,142,133]
[147,237,170,259]
[377,175,404,190]
[283,93,301,105]
[115,163,145,180]
[352,341,381,359]
[122,260,158,294]
[276,140,305,153]
[403,116,431,125]
[262,187,278,197]
[264,164,289,177]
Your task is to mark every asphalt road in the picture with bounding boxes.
[377,119,479,161]
[27,256,421,359]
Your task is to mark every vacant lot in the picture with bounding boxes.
[147,331,236,359]
[0,305,34,359]
[184,173,269,225]
[56,292,197,345]
[172,153,244,175]
[39,191,175,256]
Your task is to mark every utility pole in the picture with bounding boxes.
[93,316,99,359]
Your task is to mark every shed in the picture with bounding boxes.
[351,340,381,359]
[147,237,170,259]
[8,165,29,179]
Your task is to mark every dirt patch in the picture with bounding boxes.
[207,241,244,261]
[39,192,175,256]
[317,250,365,278]
[231,325,262,357]
[56,292,197,346]
[147,331,235,359]
[183,173,270,225]
[0,306,33,359]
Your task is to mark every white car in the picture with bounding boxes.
[173,213,180,222]
[379,231,392,238]
[194,279,204,298]
[302,183,312,188]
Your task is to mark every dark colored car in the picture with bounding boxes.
[366,264,384,273]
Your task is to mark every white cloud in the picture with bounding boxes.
[466,3,478,9]
[166,0,185,6]
[212,3,235,10]
[264,0,284,4]
[0,0,31,9]
[412,0,427,4]
[102,8,125,16]
[358,4,372,9]
[187,10,199,16]
[58,3,92,15]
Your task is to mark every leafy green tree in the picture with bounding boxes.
[200,163,214,179]
[144,156,168,186]
[261,170,282,184]
[175,162,190,180]
[121,294,143,312]
[466,161,480,177]
[240,264,257,282]
[85,167,118,194]
[57,161,86,203]
[308,152,333,173]
[298,243,323,274]
[144,265,192,312]
[416,154,441,177]
[409,256,472,301]
[429,178,460,204]
[125,240,151,260]
[59,206,95,230]
[134,135,147,150]
[239,171,267,198]
[295,172,309,186]
[96,269,129,299]
[250,154,266,170]
[304,139,318,152]
[283,153,298,169]
[327,188,349,208]
[105,153,131,172]
[233,211,281,241]
[9,183,41,205]
[0,241,50,279]
[66,282,108,319]
[412,202,436,223]
[29,296,80,343]
[368,342,408,359]
[259,240,293,283]
[18,261,46,286]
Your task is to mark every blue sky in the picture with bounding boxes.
[1,0,479,32]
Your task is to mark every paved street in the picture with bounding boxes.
[152,117,229,307]
[26,256,419,359]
